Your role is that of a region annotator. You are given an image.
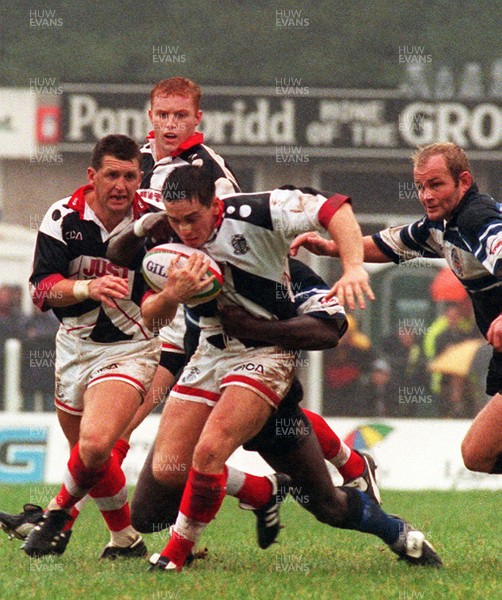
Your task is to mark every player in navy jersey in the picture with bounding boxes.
[291,142,502,476]
[20,135,161,560]
[142,165,441,570]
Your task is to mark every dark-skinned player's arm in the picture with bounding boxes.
[220,305,341,351]
[107,212,173,266]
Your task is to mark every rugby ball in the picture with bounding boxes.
[141,242,223,306]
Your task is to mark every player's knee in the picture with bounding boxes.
[192,436,228,472]
[461,438,490,473]
[78,435,112,468]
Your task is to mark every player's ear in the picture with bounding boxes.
[458,170,473,193]
[195,110,202,126]
[210,196,220,214]
[87,166,96,184]
[148,108,153,124]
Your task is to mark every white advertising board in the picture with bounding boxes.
[0,89,36,158]
[1,414,500,491]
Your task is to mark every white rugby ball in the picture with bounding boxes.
[142,242,223,306]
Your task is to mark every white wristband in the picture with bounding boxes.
[133,213,150,238]
[73,280,91,301]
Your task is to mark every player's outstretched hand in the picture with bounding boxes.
[326,265,375,310]
[290,232,338,257]
[487,314,502,351]
[89,275,129,308]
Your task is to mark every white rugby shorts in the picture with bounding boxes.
[54,328,161,415]
[170,336,295,409]
[158,305,186,355]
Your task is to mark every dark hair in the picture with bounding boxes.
[91,134,141,170]
[162,165,215,206]
[150,77,202,111]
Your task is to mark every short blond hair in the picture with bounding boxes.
[412,142,471,183]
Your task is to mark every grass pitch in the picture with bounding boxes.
[0,486,500,600]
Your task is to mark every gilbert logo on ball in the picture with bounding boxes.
[142,242,223,306]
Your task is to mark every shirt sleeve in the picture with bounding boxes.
[289,258,348,335]
[373,218,444,263]
[29,201,72,310]
[456,196,502,279]
[270,188,351,239]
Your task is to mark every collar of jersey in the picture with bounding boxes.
[447,182,479,225]
[67,184,149,220]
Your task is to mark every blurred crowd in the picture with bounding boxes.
[0,274,490,418]
[0,284,59,411]
[323,269,489,419]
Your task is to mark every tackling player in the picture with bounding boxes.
[142,165,442,570]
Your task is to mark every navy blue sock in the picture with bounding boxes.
[348,488,403,546]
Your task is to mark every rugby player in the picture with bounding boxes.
[0,77,244,548]
[21,134,161,559]
[291,142,502,476]
[141,165,442,570]
[129,255,380,553]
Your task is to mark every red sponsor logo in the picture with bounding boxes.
[82,257,129,279]
[490,239,502,255]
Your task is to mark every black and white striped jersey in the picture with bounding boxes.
[373,183,502,337]
[184,257,347,354]
[138,132,240,208]
[29,185,155,342]
[200,187,349,323]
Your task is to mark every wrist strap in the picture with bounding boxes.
[73,280,91,301]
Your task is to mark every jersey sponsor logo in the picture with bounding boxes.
[231,234,250,255]
[490,239,502,256]
[64,230,83,241]
[233,362,265,374]
[81,257,129,279]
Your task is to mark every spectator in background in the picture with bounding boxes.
[323,314,376,416]
[369,358,392,417]
[0,285,27,410]
[425,272,480,417]
[428,301,483,418]
[21,310,59,411]
[381,327,430,417]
